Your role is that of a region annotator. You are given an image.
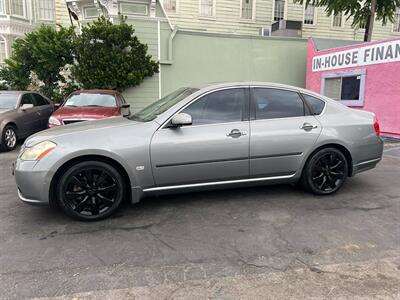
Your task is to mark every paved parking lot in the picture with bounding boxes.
[0,143,400,299]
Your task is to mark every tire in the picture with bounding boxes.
[1,125,18,151]
[57,161,125,221]
[301,147,348,195]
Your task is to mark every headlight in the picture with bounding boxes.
[48,116,61,126]
[20,141,57,161]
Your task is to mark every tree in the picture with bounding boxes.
[294,0,400,41]
[0,25,75,100]
[71,17,159,91]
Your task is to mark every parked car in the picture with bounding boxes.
[14,82,383,220]
[0,91,54,151]
[48,90,130,127]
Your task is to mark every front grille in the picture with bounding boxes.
[63,120,86,125]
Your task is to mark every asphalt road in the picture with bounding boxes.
[0,143,400,299]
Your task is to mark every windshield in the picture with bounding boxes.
[64,93,117,107]
[130,87,199,122]
[0,94,19,109]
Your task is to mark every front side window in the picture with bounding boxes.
[253,88,304,120]
[200,0,214,17]
[32,94,49,106]
[324,76,360,101]
[20,94,34,106]
[164,0,177,13]
[304,4,315,25]
[38,0,55,20]
[182,89,246,125]
[393,7,400,32]
[84,7,99,19]
[64,93,117,108]
[332,12,343,27]
[11,0,26,17]
[274,0,285,21]
[131,88,199,122]
[0,94,19,109]
[302,94,325,115]
[241,0,254,20]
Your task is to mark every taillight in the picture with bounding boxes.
[373,116,380,136]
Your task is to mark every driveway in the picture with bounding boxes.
[0,143,399,299]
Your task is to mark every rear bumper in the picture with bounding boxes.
[352,157,382,175]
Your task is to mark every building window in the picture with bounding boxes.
[241,0,254,20]
[164,0,177,13]
[119,2,149,15]
[199,0,214,17]
[0,36,6,63]
[11,0,26,17]
[38,0,55,20]
[322,70,366,107]
[393,7,400,32]
[0,0,5,14]
[304,4,315,25]
[274,0,285,21]
[332,12,343,27]
[84,6,99,19]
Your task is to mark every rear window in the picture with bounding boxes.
[302,94,326,115]
[64,93,116,107]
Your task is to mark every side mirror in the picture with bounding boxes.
[171,113,192,127]
[20,104,34,111]
[54,103,61,110]
[121,103,131,117]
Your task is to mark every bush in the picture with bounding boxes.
[0,25,75,101]
[71,16,159,91]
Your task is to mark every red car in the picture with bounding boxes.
[48,90,130,127]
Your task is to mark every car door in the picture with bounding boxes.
[16,93,42,137]
[249,87,322,178]
[32,93,54,129]
[150,87,250,186]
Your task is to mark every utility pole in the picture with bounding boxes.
[366,0,377,42]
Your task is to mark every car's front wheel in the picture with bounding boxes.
[1,125,17,151]
[302,147,348,195]
[57,161,125,221]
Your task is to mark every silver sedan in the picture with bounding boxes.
[14,83,383,220]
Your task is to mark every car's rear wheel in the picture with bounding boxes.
[57,161,124,221]
[1,125,17,151]
[302,147,348,195]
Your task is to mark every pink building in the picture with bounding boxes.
[306,38,400,139]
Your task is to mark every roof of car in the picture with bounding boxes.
[0,91,32,94]
[72,90,119,95]
[194,81,307,92]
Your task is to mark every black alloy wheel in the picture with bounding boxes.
[302,148,348,195]
[57,161,124,221]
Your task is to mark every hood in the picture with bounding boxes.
[52,106,120,120]
[25,116,138,147]
[0,108,13,114]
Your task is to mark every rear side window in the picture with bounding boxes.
[253,88,305,120]
[302,94,326,115]
[182,88,246,125]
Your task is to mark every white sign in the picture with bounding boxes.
[312,40,400,72]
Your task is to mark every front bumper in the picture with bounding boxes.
[14,159,51,205]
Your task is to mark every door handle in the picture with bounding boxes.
[301,123,318,131]
[227,129,247,138]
